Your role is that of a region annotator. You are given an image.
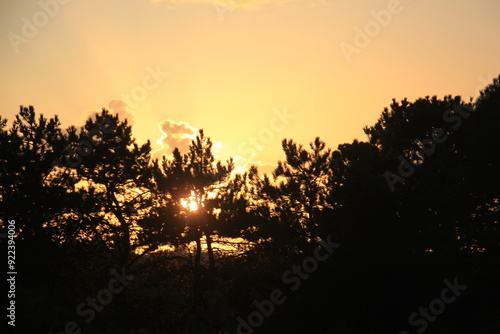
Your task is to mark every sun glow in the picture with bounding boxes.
[180,190,199,211]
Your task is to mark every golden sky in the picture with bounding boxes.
[1,0,499,172]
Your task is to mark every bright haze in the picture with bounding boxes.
[1,0,499,172]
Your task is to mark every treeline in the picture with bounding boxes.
[1,75,499,334]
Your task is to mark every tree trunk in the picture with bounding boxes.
[205,231,215,272]
[194,231,203,307]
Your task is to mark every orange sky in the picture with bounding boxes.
[1,0,499,173]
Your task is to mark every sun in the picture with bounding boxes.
[180,190,199,211]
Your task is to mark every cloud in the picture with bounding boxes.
[151,119,277,177]
[78,100,135,129]
[108,100,135,126]
[154,119,198,158]
[148,120,279,181]
[212,140,225,159]
[231,156,276,175]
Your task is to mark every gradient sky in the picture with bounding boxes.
[1,0,499,173]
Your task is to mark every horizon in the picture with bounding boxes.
[2,1,500,333]
[1,0,499,175]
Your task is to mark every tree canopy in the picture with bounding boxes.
[1,75,499,334]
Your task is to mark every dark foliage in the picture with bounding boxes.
[1,76,499,334]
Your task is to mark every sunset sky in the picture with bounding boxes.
[1,0,499,173]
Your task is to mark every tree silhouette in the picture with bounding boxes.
[152,129,234,308]
[0,106,102,332]
[1,75,500,334]
[248,137,331,253]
